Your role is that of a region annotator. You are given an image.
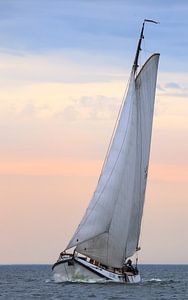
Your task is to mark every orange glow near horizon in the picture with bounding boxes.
[0,159,187,183]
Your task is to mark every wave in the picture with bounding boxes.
[142,278,178,286]
[148,278,162,282]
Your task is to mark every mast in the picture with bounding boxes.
[133,19,159,74]
[66,22,160,268]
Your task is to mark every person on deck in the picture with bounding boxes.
[123,259,137,274]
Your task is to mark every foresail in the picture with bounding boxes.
[66,54,159,268]
[66,74,136,255]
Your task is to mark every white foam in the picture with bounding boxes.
[149,278,162,282]
[53,273,106,284]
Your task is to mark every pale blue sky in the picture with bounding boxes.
[0,0,187,72]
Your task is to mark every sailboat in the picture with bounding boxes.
[52,20,160,283]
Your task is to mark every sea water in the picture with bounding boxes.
[0,264,187,299]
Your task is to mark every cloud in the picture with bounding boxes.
[78,95,119,120]
[157,86,188,99]
[57,105,79,122]
[157,73,188,100]
[56,95,120,122]
[19,103,36,117]
[165,82,181,89]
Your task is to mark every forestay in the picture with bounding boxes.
[66,54,160,268]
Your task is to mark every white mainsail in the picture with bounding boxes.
[66,53,159,268]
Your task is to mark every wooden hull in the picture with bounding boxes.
[52,256,141,283]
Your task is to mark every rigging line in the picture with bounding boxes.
[142,37,148,67]
[98,72,132,181]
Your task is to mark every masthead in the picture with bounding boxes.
[133,19,159,74]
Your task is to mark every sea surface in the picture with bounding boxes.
[0,264,187,299]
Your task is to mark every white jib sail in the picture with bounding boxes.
[66,54,160,268]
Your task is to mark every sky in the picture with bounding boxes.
[0,0,188,264]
